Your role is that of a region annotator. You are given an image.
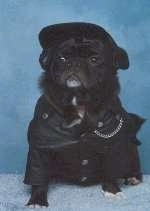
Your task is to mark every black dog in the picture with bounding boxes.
[24,22,144,208]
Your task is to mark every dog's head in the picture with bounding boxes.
[39,23,129,107]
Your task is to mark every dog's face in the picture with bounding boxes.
[39,24,129,109]
[42,38,116,90]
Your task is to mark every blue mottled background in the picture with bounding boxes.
[0,0,149,174]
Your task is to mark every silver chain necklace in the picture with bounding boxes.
[94,117,123,139]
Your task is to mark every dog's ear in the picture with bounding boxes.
[39,48,51,71]
[113,47,129,70]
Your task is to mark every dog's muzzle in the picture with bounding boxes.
[66,75,81,87]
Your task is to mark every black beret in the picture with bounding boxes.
[39,22,118,49]
[39,22,129,70]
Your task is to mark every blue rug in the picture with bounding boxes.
[0,174,150,211]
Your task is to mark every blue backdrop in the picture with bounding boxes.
[0,0,149,174]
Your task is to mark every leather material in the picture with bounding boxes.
[24,95,144,185]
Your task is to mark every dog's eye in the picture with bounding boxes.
[88,56,104,65]
[59,57,66,63]
[90,57,97,63]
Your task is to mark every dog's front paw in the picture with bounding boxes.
[26,196,49,208]
[102,190,126,199]
[27,204,47,208]
[102,182,125,199]
[26,185,49,208]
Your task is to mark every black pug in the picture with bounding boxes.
[24,22,145,208]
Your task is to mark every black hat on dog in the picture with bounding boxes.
[39,22,129,70]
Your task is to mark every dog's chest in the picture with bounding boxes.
[32,96,125,149]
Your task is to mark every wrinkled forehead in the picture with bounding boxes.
[56,38,104,57]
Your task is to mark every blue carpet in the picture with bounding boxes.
[0,174,150,211]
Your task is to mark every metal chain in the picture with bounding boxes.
[94,117,123,139]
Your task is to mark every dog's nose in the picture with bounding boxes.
[75,59,82,67]
[75,61,81,67]
[67,61,72,67]
[67,59,81,68]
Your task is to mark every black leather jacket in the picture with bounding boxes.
[24,95,144,186]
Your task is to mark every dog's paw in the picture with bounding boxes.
[101,181,125,200]
[26,185,49,208]
[27,204,47,208]
[102,190,126,199]
[125,177,141,185]
[26,196,49,208]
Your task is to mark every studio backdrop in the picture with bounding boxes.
[0,0,149,174]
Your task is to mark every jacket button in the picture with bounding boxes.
[98,121,104,128]
[81,159,88,165]
[81,177,87,182]
[80,133,85,138]
[42,113,49,119]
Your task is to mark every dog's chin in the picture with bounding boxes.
[66,75,82,88]
[66,79,81,88]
